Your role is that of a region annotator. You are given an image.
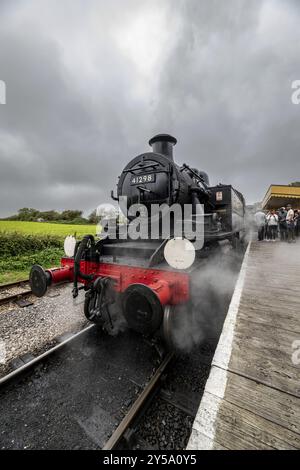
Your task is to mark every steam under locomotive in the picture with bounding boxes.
[30,134,245,348]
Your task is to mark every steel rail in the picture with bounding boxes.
[0,324,95,388]
[0,279,29,289]
[0,279,32,306]
[103,351,174,450]
[0,290,32,306]
[0,279,70,306]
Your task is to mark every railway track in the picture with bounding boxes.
[103,345,214,450]
[0,324,95,388]
[0,279,32,306]
[0,322,217,450]
[103,351,175,450]
[0,326,164,449]
[0,278,69,307]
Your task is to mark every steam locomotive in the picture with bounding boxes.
[30,134,245,348]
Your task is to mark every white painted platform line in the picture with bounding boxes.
[187,242,251,450]
[212,241,251,370]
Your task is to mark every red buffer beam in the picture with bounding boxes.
[44,258,190,305]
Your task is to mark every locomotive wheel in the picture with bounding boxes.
[162,304,190,350]
[162,305,174,350]
[162,305,178,350]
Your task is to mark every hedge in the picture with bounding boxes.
[0,232,64,258]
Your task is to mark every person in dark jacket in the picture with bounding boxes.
[278,207,287,241]
[286,204,296,243]
[294,210,300,237]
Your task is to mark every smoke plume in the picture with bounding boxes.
[170,243,244,351]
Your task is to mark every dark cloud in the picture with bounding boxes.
[0,0,300,217]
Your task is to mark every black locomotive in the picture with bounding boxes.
[30,134,245,348]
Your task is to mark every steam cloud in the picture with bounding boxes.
[170,243,243,351]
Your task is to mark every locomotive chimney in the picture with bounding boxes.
[149,134,177,161]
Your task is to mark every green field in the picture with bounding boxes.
[0,220,97,284]
[0,220,97,236]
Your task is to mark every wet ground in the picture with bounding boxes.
[0,284,87,377]
[133,339,216,449]
[0,327,159,450]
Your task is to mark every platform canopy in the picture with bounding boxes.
[262,185,300,210]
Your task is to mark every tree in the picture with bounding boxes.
[17,208,40,221]
[40,210,60,221]
[88,209,100,224]
[5,207,87,223]
[61,210,83,221]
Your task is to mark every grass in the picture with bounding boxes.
[0,271,29,285]
[0,220,97,284]
[0,248,63,285]
[0,220,96,237]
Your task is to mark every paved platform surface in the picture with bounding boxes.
[188,240,300,450]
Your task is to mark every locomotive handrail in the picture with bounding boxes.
[111,189,119,201]
[122,162,160,173]
[72,235,95,298]
[181,163,210,189]
[136,186,153,193]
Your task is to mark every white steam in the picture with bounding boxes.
[170,244,244,351]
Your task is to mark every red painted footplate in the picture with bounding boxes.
[46,258,189,306]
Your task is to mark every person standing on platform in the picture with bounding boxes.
[294,210,299,237]
[278,207,287,241]
[254,210,266,241]
[286,204,296,243]
[266,209,278,241]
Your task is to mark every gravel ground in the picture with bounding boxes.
[0,281,31,301]
[0,284,88,377]
[134,344,214,450]
[136,398,194,450]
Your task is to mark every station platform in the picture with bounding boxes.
[187,240,300,450]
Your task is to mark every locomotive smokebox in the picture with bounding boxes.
[149,134,177,161]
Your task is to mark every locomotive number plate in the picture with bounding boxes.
[130,174,156,185]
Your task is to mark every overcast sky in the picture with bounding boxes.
[0,0,300,217]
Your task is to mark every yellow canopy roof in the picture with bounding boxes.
[262,185,300,209]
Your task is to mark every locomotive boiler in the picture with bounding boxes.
[29,134,245,348]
